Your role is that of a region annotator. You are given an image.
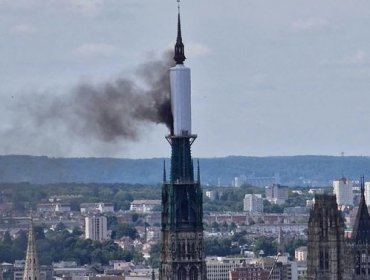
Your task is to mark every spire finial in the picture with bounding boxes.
[361,176,365,198]
[174,0,186,64]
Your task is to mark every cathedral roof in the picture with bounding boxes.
[352,177,370,244]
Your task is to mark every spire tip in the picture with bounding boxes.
[174,0,186,64]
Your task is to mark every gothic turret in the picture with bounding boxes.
[350,177,370,279]
[307,194,345,280]
[23,217,40,280]
[352,177,370,244]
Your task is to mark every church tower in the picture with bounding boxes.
[307,194,345,280]
[23,217,40,280]
[159,2,206,280]
[350,177,370,279]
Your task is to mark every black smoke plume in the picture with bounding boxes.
[33,51,174,142]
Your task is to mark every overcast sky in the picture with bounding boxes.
[1,0,370,158]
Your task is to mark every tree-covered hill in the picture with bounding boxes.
[0,155,369,186]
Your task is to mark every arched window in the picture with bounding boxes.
[177,267,186,280]
[190,267,198,280]
[362,252,367,263]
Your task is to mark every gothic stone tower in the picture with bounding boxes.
[307,194,345,280]
[159,3,206,280]
[349,177,370,279]
[23,218,40,280]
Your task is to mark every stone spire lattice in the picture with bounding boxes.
[23,218,40,280]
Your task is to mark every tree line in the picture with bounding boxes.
[0,224,143,265]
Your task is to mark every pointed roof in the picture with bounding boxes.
[352,177,370,244]
[23,216,40,280]
[174,1,186,64]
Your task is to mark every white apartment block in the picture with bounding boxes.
[80,202,114,214]
[37,203,71,213]
[206,257,246,280]
[85,215,109,241]
[365,182,370,206]
[333,177,353,206]
[130,200,161,213]
[206,190,219,201]
[243,194,264,213]
[265,184,288,205]
[294,246,307,261]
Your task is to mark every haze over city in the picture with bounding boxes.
[1,0,370,158]
[1,2,370,280]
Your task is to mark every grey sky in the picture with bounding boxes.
[1,0,370,158]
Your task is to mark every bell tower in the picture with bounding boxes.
[307,194,345,280]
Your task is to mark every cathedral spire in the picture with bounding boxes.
[23,215,40,280]
[352,176,370,244]
[174,0,186,64]
[160,2,206,279]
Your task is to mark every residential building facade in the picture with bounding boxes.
[84,215,109,241]
[333,177,353,206]
[265,185,288,205]
[243,194,264,213]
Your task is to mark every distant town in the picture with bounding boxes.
[0,177,364,280]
